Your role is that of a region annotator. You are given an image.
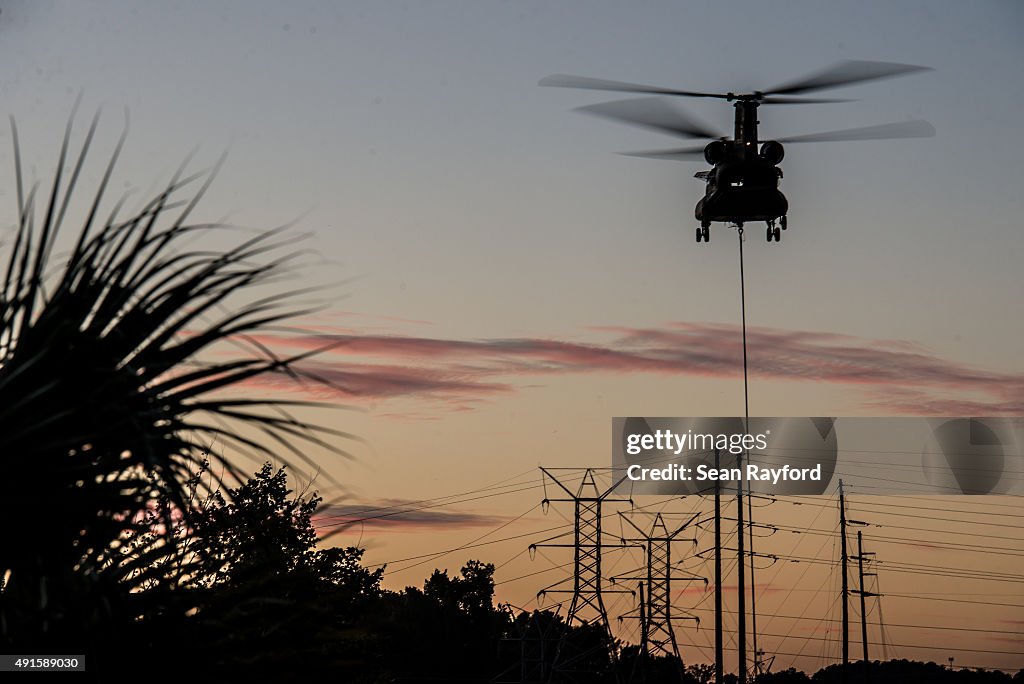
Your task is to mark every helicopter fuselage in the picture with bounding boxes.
[695,155,788,224]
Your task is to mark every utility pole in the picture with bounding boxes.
[638,582,648,662]
[839,479,849,682]
[532,467,633,680]
[858,532,868,667]
[854,531,877,684]
[714,449,723,684]
[748,482,759,680]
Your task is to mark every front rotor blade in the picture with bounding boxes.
[540,74,729,99]
[776,119,935,143]
[761,96,856,104]
[765,60,932,96]
[575,98,721,140]
[619,146,707,162]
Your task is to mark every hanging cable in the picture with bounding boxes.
[736,224,759,679]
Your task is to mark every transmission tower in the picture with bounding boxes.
[531,467,633,681]
[615,511,704,664]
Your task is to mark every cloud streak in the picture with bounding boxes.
[314,500,506,532]
[238,323,1023,415]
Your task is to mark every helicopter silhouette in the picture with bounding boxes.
[540,61,935,243]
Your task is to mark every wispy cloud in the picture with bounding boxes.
[238,322,1023,415]
[988,636,1024,646]
[314,500,506,532]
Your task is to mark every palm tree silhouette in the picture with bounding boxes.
[0,113,348,648]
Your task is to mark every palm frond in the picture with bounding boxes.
[0,114,349,636]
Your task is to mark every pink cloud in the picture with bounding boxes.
[234,323,1023,415]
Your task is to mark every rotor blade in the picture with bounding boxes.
[765,60,933,96]
[776,119,935,144]
[760,96,856,104]
[540,73,729,99]
[618,146,707,162]
[575,98,721,140]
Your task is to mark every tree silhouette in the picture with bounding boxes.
[139,463,384,679]
[0,115,347,661]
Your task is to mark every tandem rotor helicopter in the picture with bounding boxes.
[540,60,935,243]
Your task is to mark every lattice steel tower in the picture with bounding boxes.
[531,468,633,680]
[616,511,704,662]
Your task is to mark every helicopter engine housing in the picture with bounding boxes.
[704,140,727,165]
[760,141,785,164]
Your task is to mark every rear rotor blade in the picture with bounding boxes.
[776,119,935,144]
[540,73,729,99]
[575,98,721,140]
[765,60,932,96]
[619,146,707,162]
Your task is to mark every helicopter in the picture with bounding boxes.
[540,61,935,243]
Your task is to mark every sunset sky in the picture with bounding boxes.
[2,1,1021,674]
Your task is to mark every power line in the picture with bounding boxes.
[885,593,1024,609]
[677,605,1024,636]
[332,462,1024,676]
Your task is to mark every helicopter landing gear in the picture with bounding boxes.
[696,223,710,243]
[766,220,781,242]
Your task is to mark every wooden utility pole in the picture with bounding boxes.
[855,531,876,683]
[639,582,649,661]
[839,479,849,682]
[748,485,759,679]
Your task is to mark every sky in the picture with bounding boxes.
[2,0,1022,674]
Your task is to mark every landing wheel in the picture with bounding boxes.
[766,223,781,242]
[695,227,702,243]
[702,226,710,242]
[780,215,788,231]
